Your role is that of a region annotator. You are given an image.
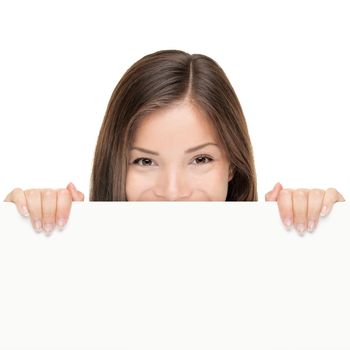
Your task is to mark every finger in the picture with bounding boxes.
[67,182,85,201]
[320,188,345,217]
[265,182,283,201]
[306,189,325,233]
[42,189,58,235]
[4,188,30,217]
[56,189,72,230]
[24,189,43,233]
[277,189,293,230]
[292,189,308,236]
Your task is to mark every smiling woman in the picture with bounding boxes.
[4,49,345,235]
[125,101,236,201]
[90,49,257,202]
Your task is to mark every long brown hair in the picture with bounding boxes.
[90,49,258,201]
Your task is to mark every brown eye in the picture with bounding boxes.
[133,158,155,167]
[193,155,213,165]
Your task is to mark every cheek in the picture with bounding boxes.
[189,167,230,198]
[203,170,229,198]
[199,164,229,184]
[125,169,152,199]
[125,165,230,200]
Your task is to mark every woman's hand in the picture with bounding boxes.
[4,182,84,236]
[265,183,345,235]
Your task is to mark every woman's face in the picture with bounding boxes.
[126,100,234,201]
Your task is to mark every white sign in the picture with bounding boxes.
[0,202,349,350]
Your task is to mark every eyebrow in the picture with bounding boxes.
[130,142,220,156]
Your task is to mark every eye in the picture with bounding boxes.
[192,155,214,165]
[131,155,214,167]
[132,157,155,167]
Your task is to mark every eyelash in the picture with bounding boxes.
[131,154,214,167]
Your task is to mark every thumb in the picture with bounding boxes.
[67,182,85,201]
[265,182,283,201]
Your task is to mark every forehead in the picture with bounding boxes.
[132,101,219,145]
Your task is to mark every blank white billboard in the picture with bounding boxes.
[0,202,349,350]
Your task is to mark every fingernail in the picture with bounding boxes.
[34,220,42,232]
[320,205,328,217]
[57,218,66,229]
[22,206,29,217]
[283,218,292,230]
[296,224,306,234]
[44,223,53,233]
[307,220,315,232]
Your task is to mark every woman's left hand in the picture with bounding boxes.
[265,183,345,235]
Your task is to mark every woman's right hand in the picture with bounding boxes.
[4,182,84,235]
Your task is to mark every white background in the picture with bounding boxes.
[0,202,349,350]
[0,0,349,200]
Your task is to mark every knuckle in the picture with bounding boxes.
[25,189,38,198]
[294,189,308,198]
[58,189,70,197]
[327,187,337,193]
[12,187,23,196]
[326,187,338,200]
[294,211,307,221]
[43,217,55,223]
[280,189,292,197]
[11,188,24,201]
[43,210,56,221]
[43,189,55,197]
[310,189,325,197]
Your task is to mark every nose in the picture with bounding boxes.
[154,169,192,201]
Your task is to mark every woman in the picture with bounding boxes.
[4,49,345,236]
